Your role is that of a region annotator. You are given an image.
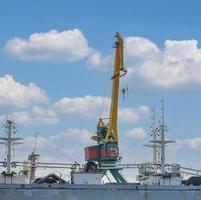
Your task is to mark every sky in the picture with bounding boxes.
[1,0,201,180]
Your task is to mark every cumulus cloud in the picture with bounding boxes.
[16,128,93,163]
[4,29,112,69]
[5,31,201,88]
[0,74,149,125]
[118,107,139,123]
[50,128,92,145]
[0,75,57,125]
[87,50,112,70]
[24,128,92,148]
[118,106,150,123]
[177,137,201,150]
[17,106,58,125]
[126,127,146,138]
[52,95,110,118]
[52,95,150,123]
[23,136,54,149]
[124,37,159,61]
[0,75,48,109]
[0,107,59,125]
[137,105,150,115]
[4,29,90,62]
[124,37,201,88]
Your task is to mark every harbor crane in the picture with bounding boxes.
[84,33,127,183]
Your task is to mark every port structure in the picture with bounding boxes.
[84,33,127,183]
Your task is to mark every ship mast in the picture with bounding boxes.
[0,119,23,174]
[152,106,158,172]
[28,132,40,183]
[160,99,166,175]
[144,106,159,174]
[156,99,174,176]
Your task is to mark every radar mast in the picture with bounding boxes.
[0,119,23,174]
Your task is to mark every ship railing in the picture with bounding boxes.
[0,161,201,176]
[7,161,85,170]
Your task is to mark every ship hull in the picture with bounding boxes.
[0,184,201,200]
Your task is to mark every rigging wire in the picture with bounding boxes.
[97,52,114,121]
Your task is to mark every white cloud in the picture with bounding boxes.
[30,106,59,124]
[0,75,149,125]
[124,37,159,60]
[23,136,54,149]
[4,29,90,62]
[52,95,149,123]
[126,127,146,138]
[87,50,112,70]
[177,137,201,150]
[0,107,59,125]
[5,31,201,88]
[0,74,149,125]
[124,37,201,88]
[52,95,110,118]
[0,75,57,125]
[137,105,150,115]
[0,75,48,109]
[23,128,92,150]
[50,128,92,145]
[118,106,150,123]
[118,107,139,123]
[4,29,112,69]
[16,128,93,163]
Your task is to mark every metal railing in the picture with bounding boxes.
[0,161,201,176]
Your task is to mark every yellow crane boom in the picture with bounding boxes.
[105,32,127,143]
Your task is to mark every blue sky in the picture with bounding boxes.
[1,0,201,178]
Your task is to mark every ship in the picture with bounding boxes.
[0,33,201,200]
